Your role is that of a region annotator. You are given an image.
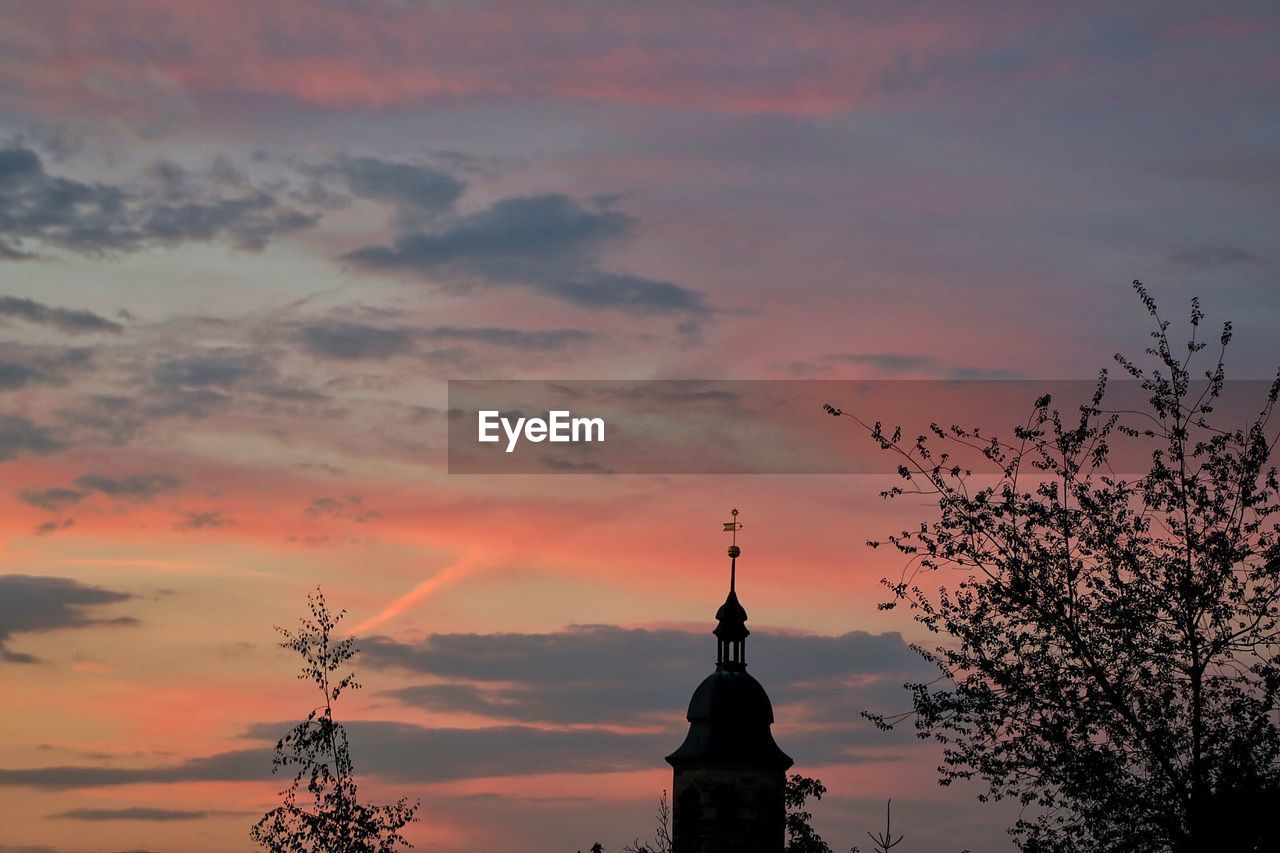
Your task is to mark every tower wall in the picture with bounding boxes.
[671,764,785,853]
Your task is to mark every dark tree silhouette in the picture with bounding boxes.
[252,588,419,852]
[849,801,903,853]
[784,774,832,853]
[622,790,672,853]
[835,283,1280,852]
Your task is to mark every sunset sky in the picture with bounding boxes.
[1,2,1279,851]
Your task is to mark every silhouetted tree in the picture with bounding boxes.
[252,588,419,852]
[836,284,1280,852]
[623,790,672,853]
[849,801,903,853]
[785,774,832,853]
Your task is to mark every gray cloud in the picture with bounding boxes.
[142,347,333,422]
[151,350,270,389]
[39,344,332,452]
[828,352,1024,380]
[329,155,465,227]
[1170,245,1261,271]
[175,510,232,530]
[0,708,901,792]
[344,194,707,315]
[0,294,123,334]
[0,575,134,664]
[304,496,378,522]
[33,518,74,536]
[296,321,416,360]
[835,353,942,375]
[295,318,593,361]
[0,146,316,258]
[74,472,180,501]
[0,748,263,789]
[0,624,928,785]
[54,394,147,446]
[0,722,661,790]
[0,361,57,390]
[18,486,88,511]
[363,626,930,728]
[423,325,593,351]
[0,346,94,391]
[52,807,212,822]
[0,415,64,460]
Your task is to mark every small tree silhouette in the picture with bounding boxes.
[622,790,673,853]
[251,588,418,851]
[850,800,903,853]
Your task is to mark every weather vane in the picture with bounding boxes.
[722,508,742,547]
[723,509,742,592]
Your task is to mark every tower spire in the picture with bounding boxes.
[723,508,742,591]
[715,509,749,671]
[667,509,793,853]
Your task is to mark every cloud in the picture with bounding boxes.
[0,345,94,390]
[4,1,1184,117]
[0,294,123,334]
[134,346,332,422]
[33,518,74,536]
[0,708,902,792]
[1170,245,1261,270]
[17,486,88,511]
[52,807,212,822]
[53,394,147,446]
[362,626,931,727]
[151,350,271,389]
[345,194,708,315]
[0,722,668,790]
[0,146,316,258]
[328,155,465,227]
[827,352,1025,380]
[422,326,593,351]
[295,318,594,361]
[296,321,416,360]
[0,623,933,785]
[0,415,64,460]
[74,472,181,501]
[304,496,378,522]
[0,748,263,789]
[835,353,944,375]
[0,575,135,664]
[175,510,232,530]
[0,361,56,390]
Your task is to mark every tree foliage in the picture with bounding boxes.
[252,588,419,852]
[838,284,1280,852]
[785,774,832,853]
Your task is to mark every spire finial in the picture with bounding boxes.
[723,508,742,590]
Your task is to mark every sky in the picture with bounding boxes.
[0,1,1278,851]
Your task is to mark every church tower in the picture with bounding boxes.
[665,511,793,853]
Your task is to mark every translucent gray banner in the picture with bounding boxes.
[447,379,1277,474]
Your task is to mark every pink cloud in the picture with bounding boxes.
[3,0,1055,117]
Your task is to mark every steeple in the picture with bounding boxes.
[666,511,793,853]
[715,509,748,671]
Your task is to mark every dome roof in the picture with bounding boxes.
[665,669,793,771]
[688,668,774,725]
